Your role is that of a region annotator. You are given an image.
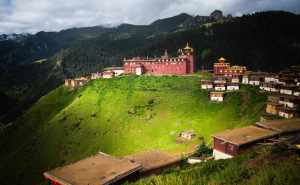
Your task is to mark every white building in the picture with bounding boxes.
[260,83,280,92]
[249,80,260,86]
[187,157,203,164]
[213,149,233,160]
[231,77,240,83]
[112,67,124,76]
[201,83,213,90]
[227,83,240,91]
[214,77,227,84]
[102,71,115,79]
[294,89,300,96]
[278,96,299,109]
[91,72,102,80]
[201,80,213,90]
[265,75,279,83]
[215,84,226,91]
[279,100,296,109]
[278,109,296,119]
[180,131,196,140]
[242,75,249,84]
[210,92,224,102]
[280,87,294,95]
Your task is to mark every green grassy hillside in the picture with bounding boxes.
[125,146,300,185]
[0,75,266,185]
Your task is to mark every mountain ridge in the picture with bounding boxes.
[0,10,299,124]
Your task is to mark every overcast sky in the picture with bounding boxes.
[0,0,300,34]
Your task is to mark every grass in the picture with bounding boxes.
[125,146,300,185]
[0,75,266,185]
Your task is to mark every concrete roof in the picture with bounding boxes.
[212,125,278,146]
[43,152,142,185]
[255,119,300,134]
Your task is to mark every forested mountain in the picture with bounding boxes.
[0,10,300,124]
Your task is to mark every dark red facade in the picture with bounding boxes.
[213,137,239,156]
[214,57,246,77]
[123,43,195,75]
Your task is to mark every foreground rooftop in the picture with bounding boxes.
[43,152,142,185]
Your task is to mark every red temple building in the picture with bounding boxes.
[123,43,195,75]
[214,57,246,77]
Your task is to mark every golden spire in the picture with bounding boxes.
[184,42,194,52]
[218,57,226,63]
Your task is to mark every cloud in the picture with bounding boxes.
[0,0,300,34]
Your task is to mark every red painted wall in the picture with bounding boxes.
[213,137,239,156]
[124,57,191,75]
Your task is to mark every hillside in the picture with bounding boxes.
[0,75,266,185]
[1,11,299,124]
[125,145,300,185]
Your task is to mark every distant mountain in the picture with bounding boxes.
[0,33,30,42]
[0,10,300,124]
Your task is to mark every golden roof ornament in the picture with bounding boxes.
[184,42,194,52]
[218,57,226,62]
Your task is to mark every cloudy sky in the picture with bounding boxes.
[0,0,300,34]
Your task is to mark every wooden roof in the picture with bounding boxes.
[124,150,179,172]
[256,119,300,134]
[43,152,142,185]
[212,125,277,146]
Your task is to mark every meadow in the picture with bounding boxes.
[125,145,300,185]
[0,75,266,185]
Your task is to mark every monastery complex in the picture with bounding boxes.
[123,43,195,75]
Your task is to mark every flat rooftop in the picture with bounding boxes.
[255,119,300,134]
[124,150,179,172]
[213,125,278,146]
[43,152,142,185]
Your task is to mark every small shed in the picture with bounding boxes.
[180,131,196,140]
